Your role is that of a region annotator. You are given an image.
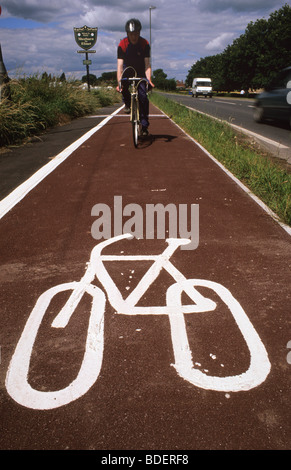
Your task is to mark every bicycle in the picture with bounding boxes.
[6,234,271,410]
[120,67,149,148]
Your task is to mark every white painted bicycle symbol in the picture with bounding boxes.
[6,234,271,410]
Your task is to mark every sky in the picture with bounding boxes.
[0,0,287,82]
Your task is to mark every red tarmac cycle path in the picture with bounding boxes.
[0,103,290,451]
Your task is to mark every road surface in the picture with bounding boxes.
[0,103,290,453]
[159,92,291,167]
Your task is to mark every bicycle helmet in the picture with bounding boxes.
[125,19,142,33]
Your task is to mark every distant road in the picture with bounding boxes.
[158,92,291,166]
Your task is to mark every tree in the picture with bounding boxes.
[82,74,98,86]
[95,71,117,86]
[186,4,291,92]
[153,69,176,91]
[153,69,167,88]
[60,72,66,82]
[186,54,224,90]
[222,5,291,90]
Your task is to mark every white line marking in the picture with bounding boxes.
[0,106,124,220]
[214,100,236,105]
[86,115,125,118]
[87,114,166,118]
[87,115,128,118]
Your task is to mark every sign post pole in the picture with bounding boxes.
[86,52,90,92]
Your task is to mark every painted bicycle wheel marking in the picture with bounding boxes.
[6,234,271,409]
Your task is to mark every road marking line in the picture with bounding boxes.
[87,114,166,118]
[86,115,127,118]
[0,106,124,220]
[214,100,236,105]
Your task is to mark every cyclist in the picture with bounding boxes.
[117,18,155,136]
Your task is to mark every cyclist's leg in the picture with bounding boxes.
[138,81,149,131]
[121,82,131,112]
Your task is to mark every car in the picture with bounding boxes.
[254,67,291,128]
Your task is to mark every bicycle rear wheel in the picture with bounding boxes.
[131,98,139,148]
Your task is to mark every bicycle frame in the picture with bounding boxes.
[120,67,148,148]
[53,234,215,320]
[6,234,271,409]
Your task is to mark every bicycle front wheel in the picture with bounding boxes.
[131,98,139,148]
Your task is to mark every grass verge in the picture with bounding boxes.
[150,92,291,228]
[0,76,122,147]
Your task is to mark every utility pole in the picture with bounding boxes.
[0,44,11,102]
[149,6,156,68]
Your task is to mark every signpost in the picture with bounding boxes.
[74,26,98,92]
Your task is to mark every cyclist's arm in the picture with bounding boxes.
[144,57,155,87]
[117,59,124,91]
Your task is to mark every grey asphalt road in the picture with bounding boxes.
[0,104,123,201]
[159,92,291,166]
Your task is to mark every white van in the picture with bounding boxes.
[192,78,212,98]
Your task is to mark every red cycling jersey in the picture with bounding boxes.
[118,37,150,78]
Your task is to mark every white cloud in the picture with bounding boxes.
[199,0,284,13]
[3,0,79,22]
[0,0,286,81]
[205,33,235,52]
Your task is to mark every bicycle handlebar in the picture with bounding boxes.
[121,77,147,81]
[118,77,149,92]
[120,77,149,86]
